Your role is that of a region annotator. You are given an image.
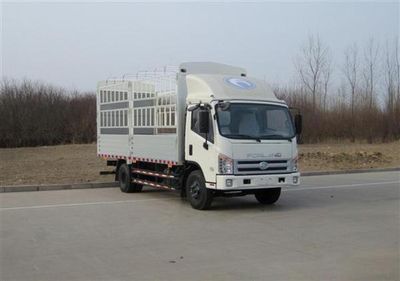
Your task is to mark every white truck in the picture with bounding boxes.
[97,62,302,210]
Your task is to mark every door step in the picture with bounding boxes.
[131,168,175,179]
[132,178,175,190]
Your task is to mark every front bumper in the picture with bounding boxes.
[212,172,300,190]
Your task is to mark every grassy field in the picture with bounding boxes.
[0,142,399,186]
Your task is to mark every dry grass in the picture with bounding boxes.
[0,142,399,186]
[0,144,114,186]
[299,141,400,171]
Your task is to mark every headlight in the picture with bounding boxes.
[291,156,298,172]
[218,154,233,174]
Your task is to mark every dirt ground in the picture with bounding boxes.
[299,141,400,172]
[0,142,399,186]
[0,144,115,186]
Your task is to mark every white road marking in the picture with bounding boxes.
[0,197,176,211]
[1,181,398,211]
[284,180,399,191]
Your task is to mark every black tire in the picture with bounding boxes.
[118,164,143,193]
[186,170,213,210]
[254,188,281,205]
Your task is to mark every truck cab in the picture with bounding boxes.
[97,62,302,210]
[180,63,301,209]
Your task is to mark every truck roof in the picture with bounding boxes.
[97,62,284,106]
[180,62,246,76]
[185,73,283,105]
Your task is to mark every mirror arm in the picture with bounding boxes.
[203,133,209,150]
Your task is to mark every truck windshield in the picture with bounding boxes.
[216,103,295,140]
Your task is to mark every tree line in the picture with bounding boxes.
[0,79,96,147]
[276,35,399,143]
[0,35,399,147]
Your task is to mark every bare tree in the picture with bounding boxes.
[295,35,330,114]
[383,37,400,139]
[384,40,396,113]
[395,37,400,105]
[343,43,359,141]
[362,39,380,109]
[395,38,400,139]
[321,57,332,112]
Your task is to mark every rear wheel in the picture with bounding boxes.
[118,164,143,193]
[186,170,213,210]
[254,188,281,205]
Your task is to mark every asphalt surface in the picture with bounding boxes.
[1,171,399,281]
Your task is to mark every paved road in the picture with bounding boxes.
[1,171,399,281]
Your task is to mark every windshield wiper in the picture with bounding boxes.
[259,134,293,142]
[225,134,261,142]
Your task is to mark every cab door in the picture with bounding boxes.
[185,107,218,187]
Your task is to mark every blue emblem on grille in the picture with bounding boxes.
[259,161,269,170]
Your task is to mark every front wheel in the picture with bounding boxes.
[118,164,143,193]
[186,170,213,210]
[254,188,281,205]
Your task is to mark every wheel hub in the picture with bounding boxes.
[190,181,201,199]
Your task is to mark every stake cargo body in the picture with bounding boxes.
[97,62,302,209]
[97,72,181,166]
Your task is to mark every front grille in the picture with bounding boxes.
[235,159,289,175]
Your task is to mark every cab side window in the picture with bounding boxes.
[191,108,214,143]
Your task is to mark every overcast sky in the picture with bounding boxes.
[1,1,398,91]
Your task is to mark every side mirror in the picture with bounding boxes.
[199,109,210,134]
[295,114,302,135]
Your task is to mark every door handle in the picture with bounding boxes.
[189,145,193,156]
